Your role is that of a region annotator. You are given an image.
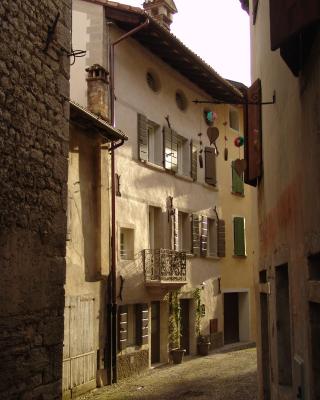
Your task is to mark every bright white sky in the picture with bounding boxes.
[121,0,251,86]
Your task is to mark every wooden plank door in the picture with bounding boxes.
[223,293,239,344]
[63,295,96,396]
[151,301,160,364]
[180,299,190,354]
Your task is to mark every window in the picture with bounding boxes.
[229,107,240,131]
[164,128,190,175]
[178,211,191,252]
[138,114,162,166]
[232,161,244,195]
[175,90,188,111]
[233,217,246,256]
[207,218,218,257]
[146,70,160,92]
[120,228,134,260]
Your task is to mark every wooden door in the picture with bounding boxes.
[180,299,190,354]
[151,301,160,364]
[224,293,239,344]
[63,295,96,397]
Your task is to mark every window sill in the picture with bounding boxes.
[202,183,219,191]
[231,191,245,197]
[139,160,166,172]
[175,173,193,182]
[233,254,247,259]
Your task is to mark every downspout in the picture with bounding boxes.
[108,17,150,385]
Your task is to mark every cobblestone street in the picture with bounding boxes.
[80,347,257,400]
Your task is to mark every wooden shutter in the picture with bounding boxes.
[234,217,246,256]
[190,140,197,181]
[205,147,217,186]
[269,0,320,51]
[192,214,200,256]
[200,216,208,257]
[138,114,148,161]
[244,79,262,186]
[217,220,226,258]
[136,304,149,346]
[232,161,244,195]
[118,305,128,351]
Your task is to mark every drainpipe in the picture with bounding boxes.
[108,17,150,385]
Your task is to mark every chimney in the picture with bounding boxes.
[86,64,110,121]
[143,0,178,31]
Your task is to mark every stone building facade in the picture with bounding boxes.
[70,0,258,386]
[0,1,71,399]
[241,0,320,399]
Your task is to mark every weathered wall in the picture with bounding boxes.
[0,1,70,398]
[250,0,320,398]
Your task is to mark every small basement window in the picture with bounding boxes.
[229,107,240,131]
[120,228,134,260]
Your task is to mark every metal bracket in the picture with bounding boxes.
[43,12,60,53]
[193,91,276,106]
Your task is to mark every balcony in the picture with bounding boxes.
[142,249,187,296]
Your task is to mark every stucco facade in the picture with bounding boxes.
[246,0,320,399]
[70,0,257,385]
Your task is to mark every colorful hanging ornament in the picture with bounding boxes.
[207,127,219,145]
[234,136,244,147]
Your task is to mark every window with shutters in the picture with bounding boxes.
[120,228,134,260]
[232,161,244,195]
[137,114,162,166]
[233,217,246,256]
[118,305,128,351]
[207,218,218,257]
[178,211,191,253]
[205,146,217,186]
[164,127,190,176]
[229,107,240,132]
[191,214,200,256]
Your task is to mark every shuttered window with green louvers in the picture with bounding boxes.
[232,161,244,195]
[118,305,128,351]
[233,217,246,256]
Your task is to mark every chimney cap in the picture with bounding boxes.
[143,0,178,14]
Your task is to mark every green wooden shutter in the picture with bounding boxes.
[192,214,200,256]
[200,216,208,257]
[217,219,226,258]
[118,305,128,351]
[190,140,197,181]
[136,304,149,346]
[234,217,246,256]
[138,113,148,161]
[232,161,244,195]
[205,147,217,186]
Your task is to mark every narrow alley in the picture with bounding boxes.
[79,346,257,400]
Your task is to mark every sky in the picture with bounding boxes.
[120,0,251,86]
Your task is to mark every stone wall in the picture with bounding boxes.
[117,350,149,380]
[0,1,71,399]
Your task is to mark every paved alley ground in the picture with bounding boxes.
[80,347,257,400]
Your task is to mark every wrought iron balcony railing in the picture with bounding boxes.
[142,249,187,282]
